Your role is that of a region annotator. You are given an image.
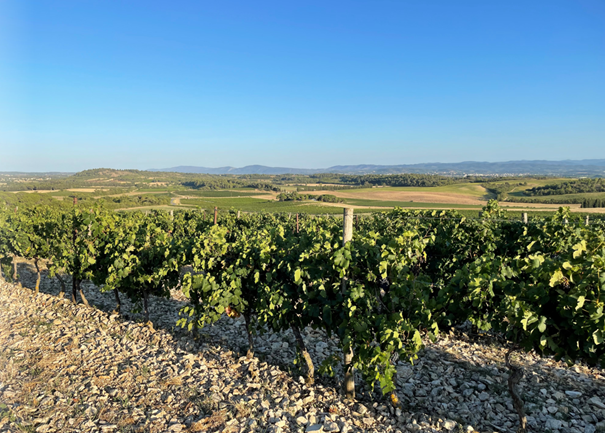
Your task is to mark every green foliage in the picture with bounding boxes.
[483,181,527,200]
[322,173,459,187]
[440,206,605,364]
[582,198,605,208]
[2,199,604,397]
[276,192,344,203]
[527,178,605,196]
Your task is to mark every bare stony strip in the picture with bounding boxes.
[1,262,605,433]
[0,282,382,433]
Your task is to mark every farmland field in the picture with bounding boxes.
[174,189,262,197]
[2,169,605,215]
[179,197,386,214]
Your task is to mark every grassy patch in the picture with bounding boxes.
[180,197,269,207]
[177,189,264,197]
[342,198,481,209]
[179,197,385,214]
[134,187,179,192]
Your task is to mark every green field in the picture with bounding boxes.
[4,168,605,215]
[179,197,386,214]
[177,189,263,197]
[135,187,181,193]
[342,198,482,209]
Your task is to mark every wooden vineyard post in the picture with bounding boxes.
[170,210,173,219]
[296,213,299,234]
[237,210,240,219]
[342,207,355,399]
[522,213,528,224]
[342,208,353,243]
[214,207,218,225]
[586,215,590,225]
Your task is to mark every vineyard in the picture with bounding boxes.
[1,201,605,432]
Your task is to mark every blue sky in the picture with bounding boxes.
[1,0,604,171]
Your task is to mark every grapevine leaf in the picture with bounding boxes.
[549,270,564,287]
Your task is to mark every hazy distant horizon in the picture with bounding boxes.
[3,158,605,176]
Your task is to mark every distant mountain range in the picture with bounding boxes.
[149,159,605,176]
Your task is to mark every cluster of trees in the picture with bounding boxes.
[332,174,457,187]
[182,180,279,191]
[525,178,605,196]
[581,198,605,208]
[102,194,172,208]
[295,185,360,192]
[504,196,584,205]
[315,194,344,203]
[276,192,344,203]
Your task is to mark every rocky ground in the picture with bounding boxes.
[0,262,604,433]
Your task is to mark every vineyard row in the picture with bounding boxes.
[1,200,604,432]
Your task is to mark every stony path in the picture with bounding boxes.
[1,263,605,433]
[0,282,369,433]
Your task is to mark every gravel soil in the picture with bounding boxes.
[0,262,604,433]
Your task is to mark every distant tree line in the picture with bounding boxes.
[99,194,171,209]
[182,180,280,191]
[504,197,585,205]
[295,185,361,192]
[581,198,605,208]
[302,174,459,187]
[525,178,605,196]
[276,192,343,203]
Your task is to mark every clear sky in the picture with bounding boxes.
[1,0,604,172]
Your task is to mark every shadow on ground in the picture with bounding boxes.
[8,260,605,433]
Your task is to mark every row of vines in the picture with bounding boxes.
[1,201,604,432]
